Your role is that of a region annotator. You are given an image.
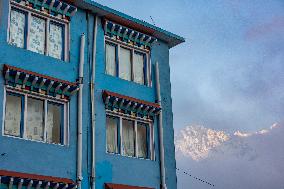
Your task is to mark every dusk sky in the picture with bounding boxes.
[95,0,284,188]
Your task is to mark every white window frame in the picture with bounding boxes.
[106,110,155,160]
[7,1,70,61]
[2,87,69,146]
[105,37,151,86]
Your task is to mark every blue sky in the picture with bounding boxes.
[94,0,284,188]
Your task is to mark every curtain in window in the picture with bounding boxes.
[49,23,63,59]
[26,98,44,141]
[46,103,62,144]
[119,48,132,81]
[122,119,135,156]
[133,53,145,84]
[137,122,148,158]
[106,43,116,76]
[106,116,118,153]
[4,94,22,137]
[28,16,46,54]
[9,10,25,48]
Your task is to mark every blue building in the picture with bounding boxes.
[0,1,184,189]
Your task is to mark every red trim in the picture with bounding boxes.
[102,90,160,109]
[3,64,78,87]
[105,183,154,189]
[0,170,76,184]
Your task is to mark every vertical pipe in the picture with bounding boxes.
[155,62,167,189]
[91,15,98,189]
[77,33,85,189]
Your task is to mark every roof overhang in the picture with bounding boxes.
[0,169,77,189]
[102,90,161,117]
[67,0,185,48]
[105,183,154,189]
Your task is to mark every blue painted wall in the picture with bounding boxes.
[0,1,177,188]
[0,1,88,181]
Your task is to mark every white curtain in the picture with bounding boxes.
[119,48,132,81]
[137,122,148,158]
[133,53,145,84]
[105,44,116,76]
[106,116,118,153]
[48,23,63,59]
[9,10,25,48]
[46,103,62,144]
[122,119,135,156]
[4,94,22,137]
[26,98,44,141]
[28,16,46,54]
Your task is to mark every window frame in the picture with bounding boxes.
[105,110,155,160]
[2,87,69,146]
[105,37,151,86]
[8,2,70,61]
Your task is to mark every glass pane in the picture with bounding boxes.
[106,116,118,153]
[9,10,26,48]
[49,23,63,60]
[105,43,116,76]
[119,48,131,81]
[137,122,148,158]
[4,94,22,137]
[122,119,135,156]
[26,98,44,141]
[28,16,46,54]
[46,102,63,144]
[133,53,145,84]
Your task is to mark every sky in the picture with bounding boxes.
[94,0,284,188]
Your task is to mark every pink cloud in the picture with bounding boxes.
[245,16,284,40]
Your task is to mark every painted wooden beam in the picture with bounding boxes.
[44,182,50,189]
[47,81,55,93]
[18,179,24,189]
[70,8,77,16]
[8,177,14,189]
[56,2,62,11]
[119,99,125,108]
[53,183,59,189]
[63,5,70,15]
[5,69,10,81]
[117,26,122,36]
[22,74,30,88]
[54,83,62,93]
[27,180,33,189]
[105,96,110,106]
[31,77,39,87]
[123,29,128,39]
[15,71,20,83]
[35,181,42,189]
[49,0,55,9]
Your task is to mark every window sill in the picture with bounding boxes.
[7,43,69,63]
[2,134,67,147]
[106,151,153,161]
[104,73,152,88]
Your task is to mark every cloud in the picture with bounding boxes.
[245,16,284,40]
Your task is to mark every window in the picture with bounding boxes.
[105,40,149,85]
[106,116,119,153]
[3,89,68,145]
[8,6,68,61]
[106,113,154,159]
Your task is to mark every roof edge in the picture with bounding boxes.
[74,0,185,48]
